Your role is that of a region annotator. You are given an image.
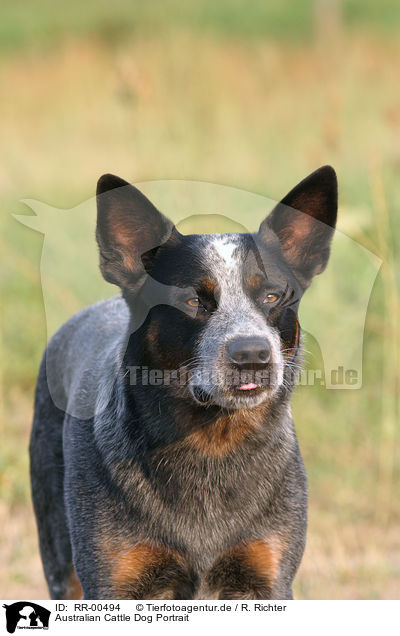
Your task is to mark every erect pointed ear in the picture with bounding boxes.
[96,174,179,289]
[259,165,338,285]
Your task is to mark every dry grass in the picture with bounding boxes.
[0,395,47,599]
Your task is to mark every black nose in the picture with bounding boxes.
[227,337,271,365]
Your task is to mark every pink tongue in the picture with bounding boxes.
[238,382,259,391]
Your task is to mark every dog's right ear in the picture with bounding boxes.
[259,165,337,286]
[96,174,178,289]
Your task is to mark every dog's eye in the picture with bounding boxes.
[187,297,209,314]
[187,297,201,307]
[263,293,279,304]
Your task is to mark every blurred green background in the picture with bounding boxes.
[0,0,399,599]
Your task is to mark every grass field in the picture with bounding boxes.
[1,1,399,599]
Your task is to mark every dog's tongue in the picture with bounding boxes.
[238,382,259,391]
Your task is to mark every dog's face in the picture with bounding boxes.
[96,167,337,410]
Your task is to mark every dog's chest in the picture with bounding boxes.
[114,447,273,568]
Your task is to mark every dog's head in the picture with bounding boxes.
[96,167,337,410]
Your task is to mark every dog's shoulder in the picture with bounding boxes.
[42,295,129,419]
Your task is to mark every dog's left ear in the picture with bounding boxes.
[259,165,338,286]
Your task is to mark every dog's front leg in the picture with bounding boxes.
[200,537,293,600]
[82,540,198,600]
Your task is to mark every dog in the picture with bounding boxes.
[30,165,337,600]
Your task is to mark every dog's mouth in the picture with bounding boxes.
[229,368,276,395]
[235,381,261,391]
[191,381,270,408]
[189,364,283,408]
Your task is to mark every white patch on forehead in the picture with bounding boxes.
[202,234,243,281]
[210,236,239,267]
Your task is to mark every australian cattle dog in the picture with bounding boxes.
[30,166,337,599]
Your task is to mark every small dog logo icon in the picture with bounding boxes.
[3,602,50,633]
